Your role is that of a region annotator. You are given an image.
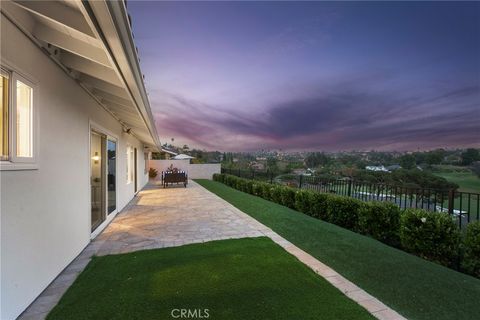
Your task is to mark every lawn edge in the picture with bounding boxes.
[194,179,407,320]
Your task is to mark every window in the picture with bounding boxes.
[1,71,8,160]
[16,80,33,158]
[144,152,149,174]
[126,146,133,183]
[0,66,36,168]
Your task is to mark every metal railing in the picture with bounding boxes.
[221,168,480,228]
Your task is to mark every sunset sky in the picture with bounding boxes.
[128,1,480,152]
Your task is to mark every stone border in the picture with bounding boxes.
[263,230,406,320]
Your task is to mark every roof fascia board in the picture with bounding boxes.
[80,0,161,149]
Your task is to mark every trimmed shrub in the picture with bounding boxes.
[295,190,314,214]
[245,180,255,195]
[260,183,272,200]
[227,175,238,188]
[461,221,480,277]
[281,187,296,209]
[310,192,331,220]
[400,209,460,267]
[252,182,264,197]
[358,202,401,246]
[236,178,247,192]
[269,185,283,204]
[224,175,233,187]
[213,173,224,183]
[325,196,362,230]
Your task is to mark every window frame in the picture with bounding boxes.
[0,68,10,161]
[0,62,39,171]
[11,72,36,163]
[126,145,133,184]
[144,151,149,174]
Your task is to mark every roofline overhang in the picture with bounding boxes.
[79,0,161,149]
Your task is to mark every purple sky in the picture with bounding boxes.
[128,1,480,152]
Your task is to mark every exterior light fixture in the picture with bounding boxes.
[92,151,100,164]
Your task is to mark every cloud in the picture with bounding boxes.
[152,79,480,151]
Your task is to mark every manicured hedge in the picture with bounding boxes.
[358,202,401,246]
[310,192,332,221]
[269,185,283,204]
[294,190,314,214]
[212,173,477,278]
[281,187,296,209]
[325,195,363,231]
[462,221,480,277]
[400,209,460,268]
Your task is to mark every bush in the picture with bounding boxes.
[260,183,272,201]
[281,187,296,209]
[245,180,255,195]
[269,185,283,204]
[236,178,247,192]
[149,168,158,178]
[461,221,480,277]
[400,209,460,267]
[225,175,238,188]
[213,173,225,183]
[252,182,264,197]
[213,173,475,277]
[358,202,401,246]
[310,192,331,220]
[325,196,362,230]
[295,190,313,214]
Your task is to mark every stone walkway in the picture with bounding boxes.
[19,181,406,320]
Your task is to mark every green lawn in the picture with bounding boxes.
[196,179,480,320]
[432,166,480,222]
[47,237,373,320]
[432,165,480,193]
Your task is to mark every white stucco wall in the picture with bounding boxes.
[0,16,149,319]
[149,160,221,180]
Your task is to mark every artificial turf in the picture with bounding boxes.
[196,179,480,320]
[47,237,373,320]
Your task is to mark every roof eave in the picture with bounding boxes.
[81,0,161,149]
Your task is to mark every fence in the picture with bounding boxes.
[221,168,480,228]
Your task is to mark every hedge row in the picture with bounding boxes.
[213,173,480,278]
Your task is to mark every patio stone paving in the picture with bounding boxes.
[19,180,405,320]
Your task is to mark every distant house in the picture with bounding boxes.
[161,147,178,159]
[250,161,265,170]
[386,164,402,171]
[293,168,307,175]
[172,154,195,160]
[365,165,389,172]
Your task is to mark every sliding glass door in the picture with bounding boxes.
[107,139,116,214]
[91,129,117,232]
[91,131,106,231]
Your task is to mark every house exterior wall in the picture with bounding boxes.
[0,17,149,319]
[149,160,221,180]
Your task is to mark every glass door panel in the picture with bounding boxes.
[107,139,116,214]
[134,147,138,193]
[91,130,106,231]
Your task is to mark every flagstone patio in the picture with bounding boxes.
[19,181,405,320]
